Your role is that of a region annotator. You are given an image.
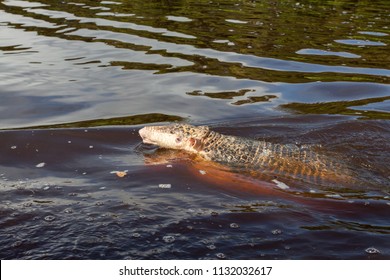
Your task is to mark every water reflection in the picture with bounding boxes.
[1,0,389,128]
[281,96,390,119]
[0,0,390,259]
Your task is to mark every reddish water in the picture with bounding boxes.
[1,116,389,259]
[0,0,389,259]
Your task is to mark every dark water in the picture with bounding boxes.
[0,0,389,259]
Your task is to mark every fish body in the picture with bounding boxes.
[139,124,350,184]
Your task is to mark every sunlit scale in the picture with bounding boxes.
[0,0,389,260]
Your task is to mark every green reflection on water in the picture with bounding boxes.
[232,95,277,106]
[186,89,278,105]
[186,89,253,99]
[11,113,184,130]
[1,0,389,83]
[303,220,390,234]
[281,96,390,119]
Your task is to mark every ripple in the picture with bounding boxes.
[3,8,388,78]
[27,8,77,20]
[335,39,386,46]
[225,19,248,24]
[2,0,48,8]
[358,31,388,37]
[101,1,122,5]
[166,16,192,23]
[68,28,192,67]
[1,0,390,261]
[96,12,135,17]
[296,48,361,58]
[24,7,196,39]
[0,10,57,29]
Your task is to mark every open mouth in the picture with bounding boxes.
[139,127,158,145]
[141,137,158,145]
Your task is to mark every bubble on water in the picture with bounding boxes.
[132,233,141,238]
[86,217,95,221]
[95,201,104,206]
[68,141,72,144]
[272,229,282,235]
[64,208,73,213]
[42,186,50,191]
[36,162,46,168]
[166,164,173,168]
[216,252,226,259]
[22,202,33,207]
[207,244,216,250]
[162,235,175,243]
[365,247,380,254]
[44,215,55,222]
[11,146,17,150]
[230,223,240,229]
[89,145,94,149]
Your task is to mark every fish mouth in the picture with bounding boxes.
[141,137,158,145]
[139,127,158,145]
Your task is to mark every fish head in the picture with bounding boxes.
[139,124,209,153]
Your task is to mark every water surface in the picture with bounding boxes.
[0,0,389,259]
